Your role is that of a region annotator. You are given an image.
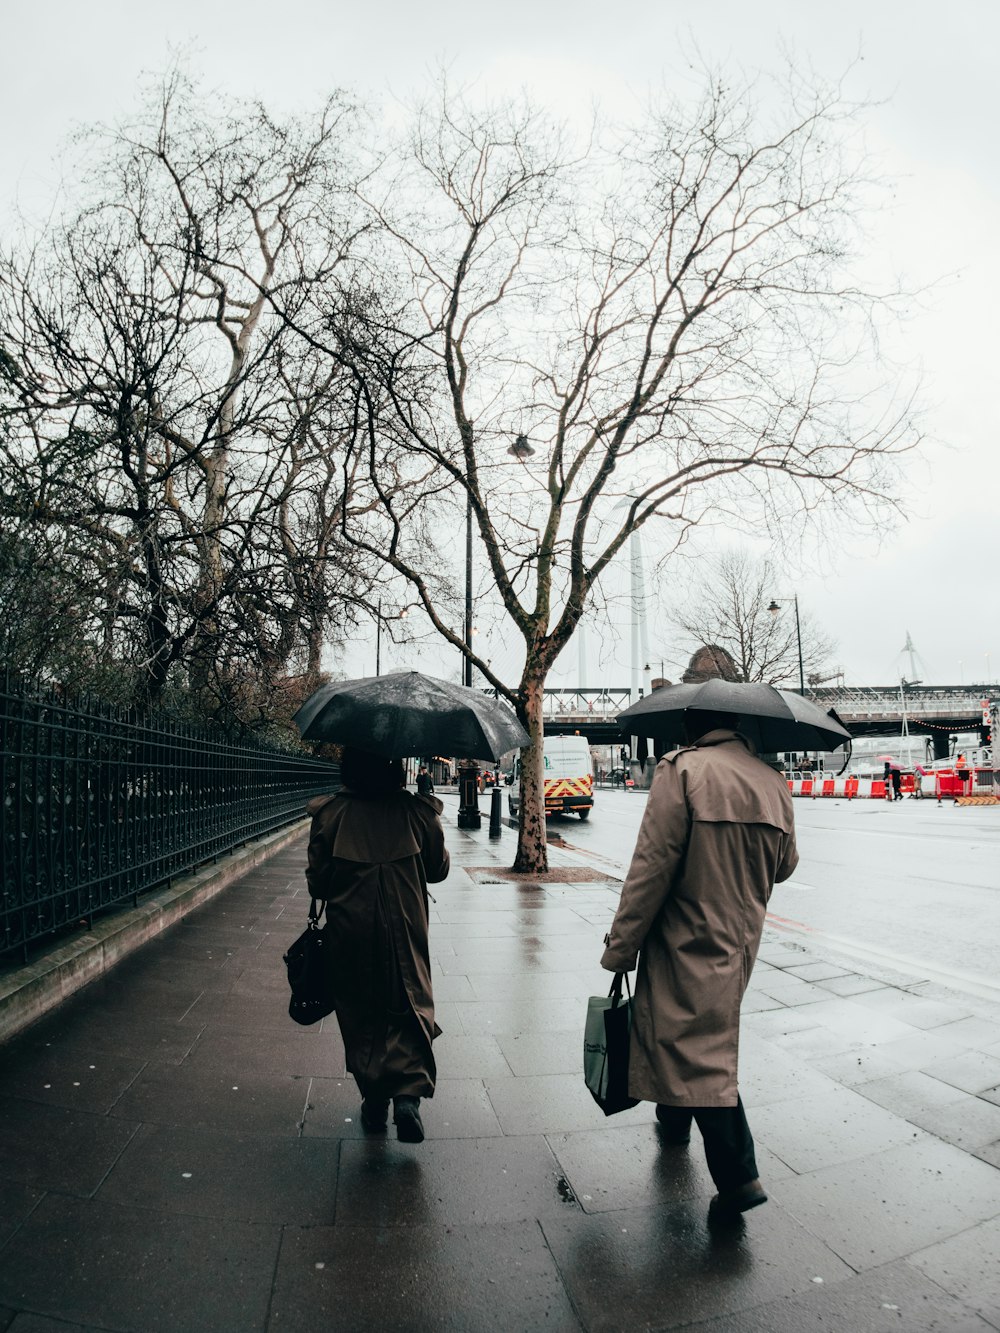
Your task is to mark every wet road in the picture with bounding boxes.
[546,788,1000,994]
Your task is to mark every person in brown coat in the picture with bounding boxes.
[601,710,798,1215]
[305,747,450,1143]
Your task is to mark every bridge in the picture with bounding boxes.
[542,684,996,758]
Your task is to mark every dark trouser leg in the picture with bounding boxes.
[655,1105,694,1141]
[691,1096,759,1192]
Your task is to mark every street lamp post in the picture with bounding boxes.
[461,431,538,831]
[457,490,481,829]
[767,595,805,695]
[463,493,473,688]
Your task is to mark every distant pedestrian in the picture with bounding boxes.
[305,747,450,1143]
[416,764,435,796]
[601,709,798,1217]
[890,767,903,801]
[955,753,970,789]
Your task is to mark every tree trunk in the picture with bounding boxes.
[512,675,548,873]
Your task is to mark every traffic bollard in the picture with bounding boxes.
[489,786,502,838]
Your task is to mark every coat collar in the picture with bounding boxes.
[667,728,754,761]
[692,728,752,751]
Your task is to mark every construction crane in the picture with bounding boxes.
[807,669,845,688]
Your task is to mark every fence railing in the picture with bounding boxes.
[1,671,339,958]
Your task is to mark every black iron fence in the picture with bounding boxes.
[1,671,339,958]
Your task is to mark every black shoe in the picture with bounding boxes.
[709,1178,768,1216]
[393,1096,425,1143]
[655,1104,691,1146]
[360,1099,389,1132]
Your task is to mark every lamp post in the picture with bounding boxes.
[463,494,473,688]
[460,431,537,830]
[767,595,805,695]
[457,489,481,828]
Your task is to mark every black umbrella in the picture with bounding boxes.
[616,679,852,753]
[294,671,530,760]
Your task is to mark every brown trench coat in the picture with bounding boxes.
[601,731,798,1107]
[305,789,450,1101]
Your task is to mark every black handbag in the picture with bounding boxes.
[584,972,638,1115]
[283,898,336,1025]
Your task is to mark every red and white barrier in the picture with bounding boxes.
[786,777,885,799]
[786,770,993,799]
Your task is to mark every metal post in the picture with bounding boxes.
[794,594,805,695]
[489,785,502,838]
[375,597,382,676]
[464,494,473,688]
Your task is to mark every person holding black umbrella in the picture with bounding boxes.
[305,746,450,1143]
[601,708,799,1217]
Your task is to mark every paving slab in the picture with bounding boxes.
[752,1084,927,1173]
[97,1122,341,1224]
[5,1316,106,1332]
[539,1200,854,1331]
[181,1023,347,1079]
[909,1095,1000,1151]
[302,1075,505,1140]
[0,1182,43,1250]
[270,1220,582,1331]
[108,1062,310,1136]
[908,1215,1000,1326]
[0,1196,279,1333]
[815,973,893,997]
[0,1097,139,1194]
[769,1137,1000,1270]
[0,1047,148,1114]
[546,1121,795,1215]
[683,1259,997,1331]
[853,1069,972,1120]
[334,1134,578,1226]
[924,1051,1000,1096]
[496,1028,581,1076]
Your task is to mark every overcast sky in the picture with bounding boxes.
[2,0,997,690]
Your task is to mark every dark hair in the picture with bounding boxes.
[340,747,406,798]
[683,709,740,743]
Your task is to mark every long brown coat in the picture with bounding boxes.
[601,731,798,1107]
[305,789,450,1101]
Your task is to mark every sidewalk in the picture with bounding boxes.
[0,802,998,1332]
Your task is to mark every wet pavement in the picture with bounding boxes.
[0,804,999,1331]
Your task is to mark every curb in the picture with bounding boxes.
[0,819,309,1045]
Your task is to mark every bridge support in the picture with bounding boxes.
[931,731,951,761]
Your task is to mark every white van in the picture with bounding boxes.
[508,734,594,820]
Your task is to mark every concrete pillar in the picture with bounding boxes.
[931,731,950,761]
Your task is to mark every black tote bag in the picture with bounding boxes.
[283,898,336,1025]
[584,972,638,1115]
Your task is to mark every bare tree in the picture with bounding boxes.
[668,548,837,688]
[308,72,916,871]
[0,70,374,719]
